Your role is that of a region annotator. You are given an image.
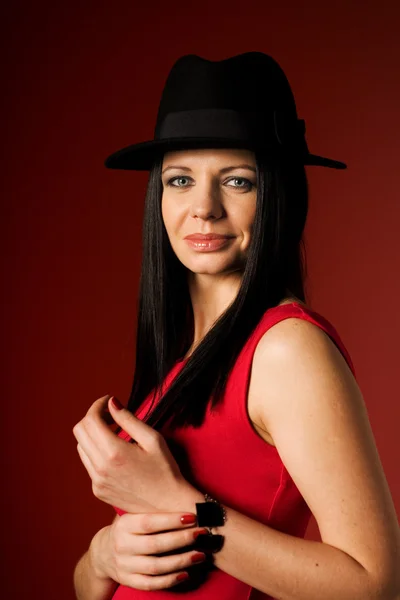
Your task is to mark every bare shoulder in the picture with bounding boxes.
[249,316,400,591]
[277,313,353,370]
[248,316,349,444]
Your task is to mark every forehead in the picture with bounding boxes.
[162,147,256,169]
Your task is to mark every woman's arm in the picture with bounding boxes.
[73,517,119,600]
[183,487,398,600]
[176,318,400,600]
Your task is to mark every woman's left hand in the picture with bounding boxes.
[72,395,193,514]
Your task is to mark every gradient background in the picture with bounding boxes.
[2,1,399,598]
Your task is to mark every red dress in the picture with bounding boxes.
[111,302,356,599]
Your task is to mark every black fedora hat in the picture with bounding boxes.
[104,52,347,171]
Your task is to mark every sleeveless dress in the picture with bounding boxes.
[111,302,356,599]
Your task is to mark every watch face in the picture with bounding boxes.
[196,501,225,527]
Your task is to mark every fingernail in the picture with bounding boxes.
[193,528,209,539]
[191,552,206,563]
[176,572,189,582]
[180,514,196,525]
[111,397,124,410]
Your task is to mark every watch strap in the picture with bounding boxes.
[195,499,225,527]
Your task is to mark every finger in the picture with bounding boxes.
[107,397,159,449]
[136,525,209,557]
[72,395,111,443]
[120,512,206,556]
[76,443,97,480]
[85,397,118,438]
[123,569,191,591]
[123,512,199,535]
[75,398,128,463]
[73,422,105,471]
[102,410,115,426]
[129,547,206,577]
[86,395,113,421]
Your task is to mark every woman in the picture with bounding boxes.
[72,52,400,600]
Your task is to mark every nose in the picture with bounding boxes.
[189,179,224,221]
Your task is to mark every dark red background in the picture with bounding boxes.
[2,1,399,598]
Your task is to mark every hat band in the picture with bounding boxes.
[156,108,306,152]
[156,108,274,142]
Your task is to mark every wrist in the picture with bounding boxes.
[170,483,205,514]
[88,526,114,581]
[170,484,227,554]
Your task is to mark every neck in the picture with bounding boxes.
[185,270,243,354]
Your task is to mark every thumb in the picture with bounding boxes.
[108,396,157,448]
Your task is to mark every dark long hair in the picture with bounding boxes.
[123,149,309,432]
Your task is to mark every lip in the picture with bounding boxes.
[184,237,234,252]
[184,233,234,240]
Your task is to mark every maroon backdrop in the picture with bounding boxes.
[2,1,399,598]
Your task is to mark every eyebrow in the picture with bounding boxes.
[162,164,257,175]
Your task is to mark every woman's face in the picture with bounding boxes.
[161,147,257,276]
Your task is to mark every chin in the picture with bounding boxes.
[179,254,244,275]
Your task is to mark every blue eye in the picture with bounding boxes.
[226,177,254,190]
[166,175,255,190]
[167,176,192,187]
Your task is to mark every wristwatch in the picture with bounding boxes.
[194,493,226,553]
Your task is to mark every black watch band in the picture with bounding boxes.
[194,493,226,553]
[195,498,225,527]
[193,531,225,553]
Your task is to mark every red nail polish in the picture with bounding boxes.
[176,572,189,582]
[111,397,124,410]
[180,514,196,525]
[191,552,206,563]
[193,528,209,539]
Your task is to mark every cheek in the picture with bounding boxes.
[248,204,257,227]
[161,195,184,244]
[234,199,257,232]
[238,201,257,247]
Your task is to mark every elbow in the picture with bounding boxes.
[370,573,400,600]
[361,545,400,600]
[382,564,400,600]
[358,563,400,600]
[382,587,400,600]
[386,579,400,600]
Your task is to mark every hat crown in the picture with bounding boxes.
[104,51,347,170]
[155,52,298,136]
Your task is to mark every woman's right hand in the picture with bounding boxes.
[89,512,210,591]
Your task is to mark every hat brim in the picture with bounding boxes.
[104,137,347,171]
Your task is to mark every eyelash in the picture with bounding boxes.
[166,176,255,191]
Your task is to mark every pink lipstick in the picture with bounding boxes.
[184,233,234,252]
